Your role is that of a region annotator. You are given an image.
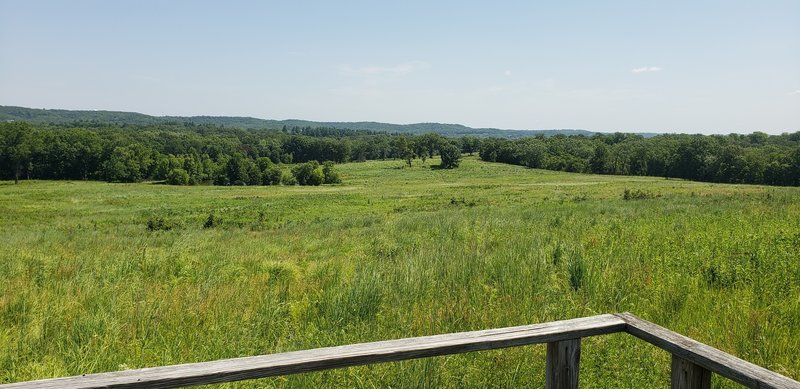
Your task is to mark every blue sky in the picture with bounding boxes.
[1,1,798,134]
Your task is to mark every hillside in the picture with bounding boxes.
[0,105,595,138]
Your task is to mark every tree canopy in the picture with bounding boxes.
[1,121,798,187]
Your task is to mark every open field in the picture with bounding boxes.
[1,156,799,387]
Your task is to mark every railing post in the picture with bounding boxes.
[671,354,711,389]
[545,338,581,389]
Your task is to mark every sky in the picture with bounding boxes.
[1,1,798,134]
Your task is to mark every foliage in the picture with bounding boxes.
[478,133,800,186]
[145,217,174,231]
[322,161,341,184]
[623,189,659,200]
[2,120,798,187]
[438,142,462,169]
[0,122,40,183]
[0,104,595,138]
[292,161,324,186]
[261,165,282,185]
[166,168,190,185]
[281,171,298,185]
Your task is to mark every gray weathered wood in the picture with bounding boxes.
[546,338,580,389]
[0,314,625,389]
[617,312,800,389]
[671,354,711,389]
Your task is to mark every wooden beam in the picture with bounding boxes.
[1,314,625,389]
[671,354,711,389]
[617,313,800,389]
[546,338,580,389]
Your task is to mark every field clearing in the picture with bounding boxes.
[1,156,799,387]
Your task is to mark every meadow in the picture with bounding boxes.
[1,156,798,388]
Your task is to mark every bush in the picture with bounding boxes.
[166,168,190,185]
[292,161,324,186]
[213,173,230,186]
[322,161,341,184]
[262,165,282,185]
[146,217,174,231]
[623,188,659,200]
[281,171,297,185]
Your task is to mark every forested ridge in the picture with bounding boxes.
[0,105,594,138]
[1,121,798,186]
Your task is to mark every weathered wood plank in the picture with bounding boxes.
[0,314,625,389]
[671,354,711,389]
[545,338,580,389]
[617,313,800,389]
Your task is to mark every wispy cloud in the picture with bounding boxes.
[339,61,429,76]
[789,90,800,96]
[631,66,662,73]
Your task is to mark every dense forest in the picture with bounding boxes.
[1,121,798,186]
[479,132,800,186]
[0,105,595,138]
[0,121,462,186]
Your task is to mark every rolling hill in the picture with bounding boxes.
[0,105,597,138]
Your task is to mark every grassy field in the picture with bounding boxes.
[1,156,799,387]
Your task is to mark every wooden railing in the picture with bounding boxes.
[2,313,798,388]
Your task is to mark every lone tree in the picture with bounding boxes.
[392,136,415,167]
[439,142,462,169]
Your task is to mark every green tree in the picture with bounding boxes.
[0,122,40,184]
[461,136,481,156]
[439,142,461,169]
[261,165,282,185]
[291,161,324,185]
[281,170,298,185]
[166,168,190,185]
[322,161,341,184]
[392,136,415,167]
[100,144,154,182]
[224,154,252,185]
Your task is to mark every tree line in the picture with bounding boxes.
[0,122,462,185]
[1,121,798,186]
[478,132,799,186]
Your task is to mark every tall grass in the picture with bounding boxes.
[0,157,798,387]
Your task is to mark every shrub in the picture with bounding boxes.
[281,171,297,185]
[292,161,324,186]
[166,168,190,185]
[623,188,659,200]
[146,217,173,231]
[262,165,282,185]
[322,161,341,184]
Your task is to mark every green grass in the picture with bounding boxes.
[1,156,799,387]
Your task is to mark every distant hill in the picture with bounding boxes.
[0,105,597,138]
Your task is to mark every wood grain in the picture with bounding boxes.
[671,355,711,389]
[617,312,800,389]
[1,314,624,389]
[546,338,580,389]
